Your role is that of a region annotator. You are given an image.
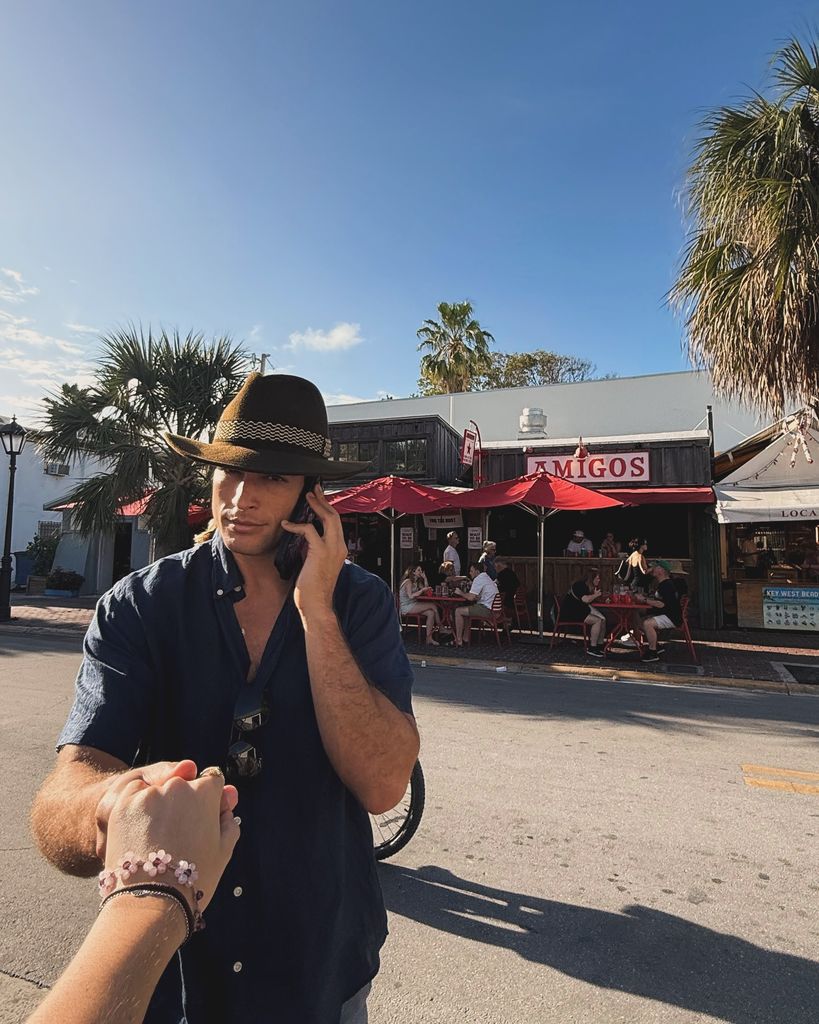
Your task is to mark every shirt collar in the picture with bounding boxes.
[210,531,245,598]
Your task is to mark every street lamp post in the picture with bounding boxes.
[0,415,28,623]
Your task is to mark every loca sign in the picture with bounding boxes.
[526,451,650,483]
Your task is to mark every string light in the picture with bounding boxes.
[725,409,816,486]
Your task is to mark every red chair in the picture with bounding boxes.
[468,594,511,647]
[394,593,425,643]
[549,594,589,651]
[512,587,532,633]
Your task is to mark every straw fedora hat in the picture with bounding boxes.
[163,372,370,478]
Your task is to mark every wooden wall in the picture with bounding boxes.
[329,415,462,484]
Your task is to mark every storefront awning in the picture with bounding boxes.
[713,485,819,524]
[599,486,714,505]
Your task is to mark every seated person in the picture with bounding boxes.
[494,557,520,613]
[452,563,499,647]
[600,532,621,559]
[561,571,606,658]
[566,529,594,557]
[638,560,683,662]
[398,564,441,645]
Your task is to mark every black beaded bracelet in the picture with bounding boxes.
[99,884,195,946]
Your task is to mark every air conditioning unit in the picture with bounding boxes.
[44,462,70,477]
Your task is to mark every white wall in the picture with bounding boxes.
[0,420,98,581]
[327,371,766,454]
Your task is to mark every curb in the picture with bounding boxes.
[407,653,798,696]
[0,624,86,641]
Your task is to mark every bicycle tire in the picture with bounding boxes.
[371,760,425,861]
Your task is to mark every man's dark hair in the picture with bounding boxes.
[469,562,482,573]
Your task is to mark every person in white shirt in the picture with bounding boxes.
[566,529,594,556]
[452,563,499,646]
[443,531,461,576]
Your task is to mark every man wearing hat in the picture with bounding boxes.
[566,529,594,557]
[638,559,684,662]
[31,373,419,1023]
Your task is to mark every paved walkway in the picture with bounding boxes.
[3,594,818,692]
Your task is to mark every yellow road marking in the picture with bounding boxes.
[741,763,819,782]
[744,777,819,795]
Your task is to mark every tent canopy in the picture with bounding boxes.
[714,485,819,524]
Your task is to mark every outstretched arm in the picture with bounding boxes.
[27,772,239,1024]
[31,747,198,876]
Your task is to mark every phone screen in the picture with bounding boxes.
[274,476,322,580]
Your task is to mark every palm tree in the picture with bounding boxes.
[416,301,494,394]
[672,36,819,416]
[37,326,250,556]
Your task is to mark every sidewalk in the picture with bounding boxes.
[3,594,818,693]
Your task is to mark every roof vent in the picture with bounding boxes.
[518,407,546,439]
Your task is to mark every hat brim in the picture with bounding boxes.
[163,432,370,479]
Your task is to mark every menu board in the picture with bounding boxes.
[762,587,819,631]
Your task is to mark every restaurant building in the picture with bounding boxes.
[328,371,765,628]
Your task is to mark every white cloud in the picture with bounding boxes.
[286,321,363,352]
[0,267,39,304]
[248,324,262,342]
[322,391,371,405]
[65,322,99,336]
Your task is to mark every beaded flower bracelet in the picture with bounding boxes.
[98,851,205,937]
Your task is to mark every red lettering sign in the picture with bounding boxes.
[526,451,650,484]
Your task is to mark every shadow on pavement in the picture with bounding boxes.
[413,669,819,737]
[380,863,817,1024]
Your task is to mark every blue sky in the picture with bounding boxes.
[1,0,815,417]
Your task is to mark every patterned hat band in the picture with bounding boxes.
[214,419,333,458]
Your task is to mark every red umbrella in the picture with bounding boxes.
[451,472,624,639]
[452,471,624,511]
[329,476,466,590]
[329,475,460,515]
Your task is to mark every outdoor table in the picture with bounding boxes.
[591,597,652,653]
[422,594,469,629]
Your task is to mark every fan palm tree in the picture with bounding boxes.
[416,301,494,394]
[672,36,819,416]
[37,326,250,556]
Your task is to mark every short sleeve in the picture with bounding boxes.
[57,585,160,765]
[337,571,414,716]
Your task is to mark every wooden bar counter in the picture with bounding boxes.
[502,556,695,607]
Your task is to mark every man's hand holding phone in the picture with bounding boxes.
[280,483,347,618]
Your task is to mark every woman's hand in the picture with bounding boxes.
[104,773,240,912]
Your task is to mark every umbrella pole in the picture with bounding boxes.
[537,510,545,637]
[390,514,396,592]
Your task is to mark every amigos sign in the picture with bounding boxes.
[526,451,650,484]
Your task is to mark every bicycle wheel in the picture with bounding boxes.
[371,760,425,861]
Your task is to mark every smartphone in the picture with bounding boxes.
[274,476,322,580]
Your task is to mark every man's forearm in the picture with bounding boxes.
[31,764,114,877]
[302,609,419,814]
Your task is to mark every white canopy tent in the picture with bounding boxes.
[714,417,819,525]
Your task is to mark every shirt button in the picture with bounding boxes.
[233,886,243,897]
[234,586,242,592]
[233,961,243,973]
[216,588,224,596]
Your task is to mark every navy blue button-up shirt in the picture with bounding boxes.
[58,534,414,1024]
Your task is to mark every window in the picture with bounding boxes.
[385,438,427,474]
[337,441,378,464]
[37,520,61,540]
[43,461,70,477]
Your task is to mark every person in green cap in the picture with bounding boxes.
[638,560,683,662]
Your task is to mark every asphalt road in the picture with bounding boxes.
[1,632,818,1023]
